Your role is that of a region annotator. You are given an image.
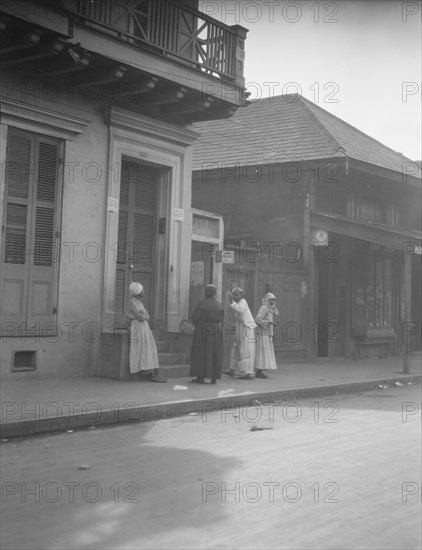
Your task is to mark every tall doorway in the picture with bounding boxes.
[114,159,159,327]
[189,241,214,318]
[316,253,346,357]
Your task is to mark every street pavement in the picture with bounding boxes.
[1,385,421,550]
[1,356,421,438]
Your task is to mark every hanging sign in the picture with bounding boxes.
[171,208,184,222]
[216,250,236,264]
[313,229,329,246]
[107,197,119,212]
[191,261,204,286]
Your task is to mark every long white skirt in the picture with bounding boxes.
[129,319,159,373]
[255,335,277,371]
[229,326,256,375]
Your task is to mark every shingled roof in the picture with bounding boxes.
[192,94,420,179]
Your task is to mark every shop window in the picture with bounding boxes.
[316,185,347,216]
[366,255,392,327]
[398,202,422,231]
[359,196,389,224]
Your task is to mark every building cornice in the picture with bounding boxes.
[0,98,91,139]
[106,107,200,146]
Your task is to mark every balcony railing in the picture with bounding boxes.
[61,0,246,84]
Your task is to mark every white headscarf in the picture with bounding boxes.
[129,282,143,298]
[263,293,279,315]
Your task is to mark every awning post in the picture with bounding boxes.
[402,253,412,374]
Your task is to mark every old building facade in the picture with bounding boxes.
[0,0,248,378]
[192,95,421,366]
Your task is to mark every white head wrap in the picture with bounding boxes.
[263,292,279,315]
[129,282,143,297]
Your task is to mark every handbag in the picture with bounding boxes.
[179,319,195,335]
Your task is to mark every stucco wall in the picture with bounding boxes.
[1,71,111,377]
[1,70,196,378]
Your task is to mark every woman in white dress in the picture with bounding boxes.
[127,282,166,382]
[226,287,257,380]
[254,292,279,378]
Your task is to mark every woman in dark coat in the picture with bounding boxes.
[189,284,224,384]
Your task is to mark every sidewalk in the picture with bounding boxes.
[1,356,421,438]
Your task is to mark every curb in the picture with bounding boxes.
[1,374,420,439]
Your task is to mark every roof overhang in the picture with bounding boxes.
[311,211,422,251]
[348,157,422,188]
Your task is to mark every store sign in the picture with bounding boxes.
[190,261,204,286]
[216,250,236,264]
[171,208,184,222]
[107,197,119,212]
[313,229,329,246]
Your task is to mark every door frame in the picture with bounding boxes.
[115,157,164,329]
[191,208,224,302]
[102,108,199,333]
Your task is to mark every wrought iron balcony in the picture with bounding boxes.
[62,0,246,85]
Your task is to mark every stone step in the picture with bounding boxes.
[151,328,174,341]
[158,363,191,379]
[158,352,186,366]
[155,341,172,353]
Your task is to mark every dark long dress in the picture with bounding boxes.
[189,296,224,380]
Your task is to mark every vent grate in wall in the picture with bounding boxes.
[13,351,37,371]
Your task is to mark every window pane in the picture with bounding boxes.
[366,256,375,326]
[375,258,383,326]
[384,258,392,326]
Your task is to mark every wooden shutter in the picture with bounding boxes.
[2,131,33,329]
[114,161,157,326]
[115,210,128,317]
[1,128,61,333]
[27,139,60,330]
[114,166,129,325]
[132,166,155,315]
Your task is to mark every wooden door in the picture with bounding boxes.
[114,160,157,327]
[317,260,345,357]
[189,241,214,318]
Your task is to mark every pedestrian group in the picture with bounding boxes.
[127,282,279,384]
[224,287,278,381]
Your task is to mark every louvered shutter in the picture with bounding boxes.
[132,212,154,313]
[2,131,33,328]
[114,161,157,326]
[114,165,129,326]
[132,167,155,316]
[114,210,128,320]
[1,129,61,333]
[26,139,60,330]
